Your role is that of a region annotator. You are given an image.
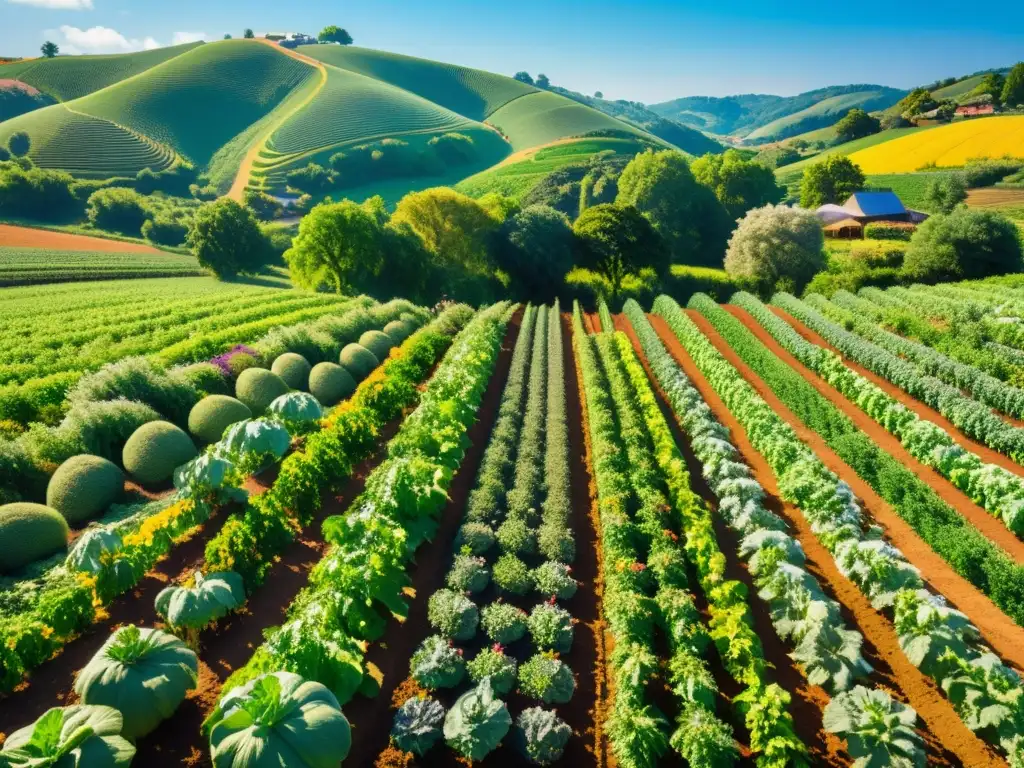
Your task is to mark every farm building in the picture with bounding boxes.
[815,190,927,238]
[956,95,996,118]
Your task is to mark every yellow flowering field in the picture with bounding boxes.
[847,116,1024,173]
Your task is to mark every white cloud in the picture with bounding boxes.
[53,25,204,54]
[8,0,93,9]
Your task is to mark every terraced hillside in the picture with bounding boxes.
[0,43,202,103]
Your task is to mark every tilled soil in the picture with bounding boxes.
[0,224,163,253]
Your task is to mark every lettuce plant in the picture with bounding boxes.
[466,644,518,695]
[669,703,738,768]
[492,553,533,595]
[606,699,670,768]
[480,602,528,645]
[531,561,578,600]
[442,678,511,762]
[455,522,496,556]
[391,695,445,756]
[527,602,574,653]
[155,570,245,641]
[410,635,465,690]
[427,589,479,641]
[0,705,135,768]
[515,707,571,766]
[173,454,238,501]
[446,554,490,594]
[518,653,575,704]
[823,686,924,768]
[75,625,198,741]
[207,671,351,768]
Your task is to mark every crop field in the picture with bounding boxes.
[2,274,1024,767]
[848,115,1024,173]
[0,42,201,102]
[0,246,204,285]
[302,44,535,121]
[455,136,649,199]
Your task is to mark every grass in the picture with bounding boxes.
[848,116,1024,173]
[300,44,534,121]
[745,88,904,142]
[487,90,653,151]
[776,127,930,187]
[0,246,204,285]
[454,136,649,199]
[0,43,201,102]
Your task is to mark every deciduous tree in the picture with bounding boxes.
[572,203,669,300]
[187,199,273,278]
[319,26,353,45]
[724,204,825,296]
[495,205,575,300]
[1002,62,1024,108]
[7,130,31,158]
[905,208,1023,282]
[923,174,967,214]
[513,72,534,85]
[799,155,865,208]
[834,108,881,142]
[40,41,58,59]
[243,29,254,39]
[691,149,785,219]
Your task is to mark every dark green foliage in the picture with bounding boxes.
[307,362,356,407]
[495,205,575,301]
[427,589,479,641]
[480,602,528,644]
[410,635,466,689]
[522,152,631,220]
[46,455,123,524]
[427,132,476,165]
[235,368,290,414]
[243,188,284,221]
[755,146,801,169]
[141,215,188,246]
[122,420,197,487]
[286,163,336,194]
[0,161,80,221]
[904,208,1023,282]
[446,554,490,594]
[0,503,69,573]
[467,646,518,695]
[799,155,865,208]
[187,395,251,443]
[492,553,533,595]
[271,352,312,391]
[319,26,353,45]
[1003,62,1024,107]
[573,203,670,300]
[67,356,200,427]
[186,198,274,278]
[86,188,151,236]
[834,108,881,142]
[455,522,496,556]
[7,131,30,158]
[924,174,967,214]
[339,344,379,380]
[691,149,785,219]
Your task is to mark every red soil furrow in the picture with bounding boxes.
[341,310,522,768]
[0,224,163,253]
[590,313,603,333]
[613,315,839,765]
[773,305,1024,479]
[653,312,1005,768]
[726,304,1024,564]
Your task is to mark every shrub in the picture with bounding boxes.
[122,421,197,487]
[0,162,80,221]
[492,553,533,595]
[170,362,229,397]
[666,265,740,304]
[455,522,496,556]
[904,208,1024,282]
[0,502,69,573]
[410,635,466,689]
[518,653,575,704]
[186,198,274,278]
[227,353,260,378]
[724,204,826,296]
[86,188,151,236]
[515,707,571,766]
[428,132,477,165]
[532,562,578,600]
[480,602,529,645]
[339,344,379,380]
[307,362,356,407]
[46,455,123,524]
[446,554,491,594]
[285,163,336,194]
[496,515,537,556]
[383,319,413,344]
[427,589,479,641]
[142,215,189,246]
[358,330,393,362]
[467,645,518,695]
[271,352,312,391]
[188,395,251,444]
[67,356,199,427]
[923,174,967,214]
[235,368,290,414]
[527,602,574,653]
[863,222,915,241]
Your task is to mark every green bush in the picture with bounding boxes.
[235,368,290,414]
[383,320,412,344]
[46,455,124,524]
[142,216,188,246]
[188,395,252,444]
[86,188,151,236]
[170,363,229,397]
[339,344,379,381]
[308,362,356,407]
[863,222,914,241]
[0,503,69,573]
[67,356,199,428]
[271,353,312,391]
[667,265,740,303]
[904,208,1024,281]
[122,421,197,487]
[357,330,393,362]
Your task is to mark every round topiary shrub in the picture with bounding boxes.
[188,395,252,444]
[308,362,356,406]
[383,320,412,344]
[271,353,312,391]
[235,368,290,414]
[358,330,393,362]
[339,344,379,381]
[123,421,197,487]
[0,503,69,573]
[46,455,124,524]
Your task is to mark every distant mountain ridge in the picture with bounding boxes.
[649,84,907,142]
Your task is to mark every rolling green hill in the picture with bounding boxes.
[0,43,202,103]
[744,88,907,142]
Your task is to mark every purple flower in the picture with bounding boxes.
[209,344,259,375]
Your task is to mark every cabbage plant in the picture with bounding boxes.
[267,392,323,433]
[75,625,198,740]
[174,454,239,501]
[207,671,351,768]
[65,529,121,575]
[823,686,924,768]
[515,707,571,765]
[391,695,445,756]
[443,678,511,762]
[0,705,135,768]
[155,571,245,641]
[214,419,290,474]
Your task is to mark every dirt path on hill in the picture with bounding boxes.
[613,315,838,764]
[647,313,1003,768]
[341,311,521,768]
[680,308,1024,675]
[225,39,327,202]
[0,224,162,253]
[772,305,1024,479]
[725,304,1024,564]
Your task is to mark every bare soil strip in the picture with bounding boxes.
[589,312,603,334]
[725,304,1024,564]
[772,305,1024,480]
[0,224,163,253]
[653,311,1007,768]
[341,311,522,768]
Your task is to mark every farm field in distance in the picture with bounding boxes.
[2,9,1024,768]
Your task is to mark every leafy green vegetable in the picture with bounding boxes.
[480,602,528,645]
[65,529,121,575]
[0,705,135,768]
[267,393,323,433]
[518,653,575,704]
[391,695,445,756]
[669,703,738,768]
[208,671,351,768]
[466,644,518,695]
[823,685,924,768]
[515,707,571,766]
[155,570,245,632]
[442,678,511,762]
[173,454,237,499]
[427,589,479,641]
[74,625,198,741]
[215,419,291,473]
[410,635,465,690]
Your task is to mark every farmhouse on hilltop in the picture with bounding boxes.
[815,190,928,238]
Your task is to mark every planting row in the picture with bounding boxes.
[658,295,1024,763]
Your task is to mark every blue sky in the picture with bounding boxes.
[2,0,1021,102]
